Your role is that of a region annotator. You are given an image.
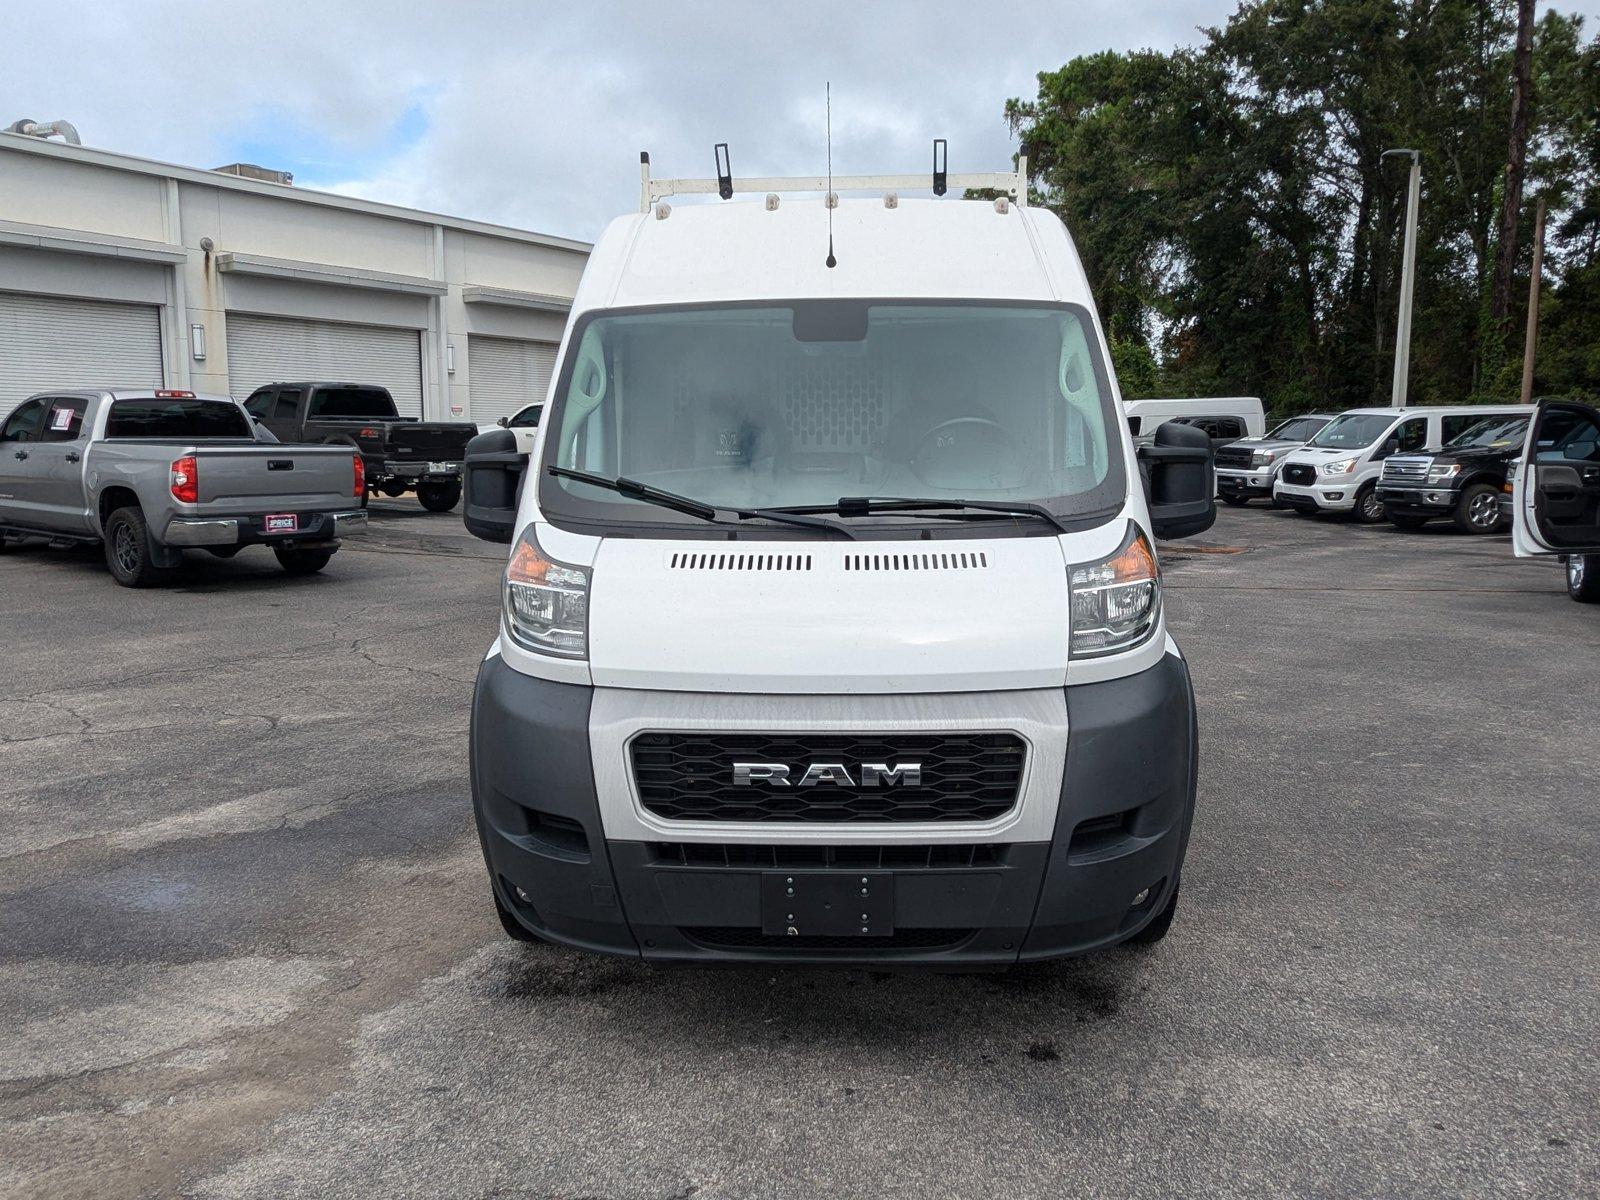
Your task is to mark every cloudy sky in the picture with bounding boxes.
[5,1,1597,243]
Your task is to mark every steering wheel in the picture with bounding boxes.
[911,417,1022,489]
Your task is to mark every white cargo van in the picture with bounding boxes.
[1275,404,1531,523]
[1124,397,1265,447]
[459,154,1216,967]
[1511,399,1600,602]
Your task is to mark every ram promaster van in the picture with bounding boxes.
[459,153,1216,967]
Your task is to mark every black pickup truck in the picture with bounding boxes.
[242,382,476,511]
[1376,413,1531,533]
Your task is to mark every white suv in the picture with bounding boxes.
[1275,405,1532,523]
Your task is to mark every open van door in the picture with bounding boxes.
[1513,401,1600,596]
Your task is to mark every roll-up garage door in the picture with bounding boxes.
[468,336,558,424]
[226,314,424,417]
[0,293,164,420]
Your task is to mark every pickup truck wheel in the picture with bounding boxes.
[273,545,335,575]
[1568,554,1600,603]
[417,481,462,513]
[1350,483,1385,524]
[1454,482,1505,534]
[103,507,172,588]
[1127,878,1179,946]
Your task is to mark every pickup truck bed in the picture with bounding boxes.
[0,389,367,587]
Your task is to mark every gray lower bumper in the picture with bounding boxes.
[163,509,367,547]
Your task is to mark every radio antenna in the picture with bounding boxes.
[825,82,836,269]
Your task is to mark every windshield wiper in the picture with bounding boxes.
[548,466,856,539]
[771,496,1073,535]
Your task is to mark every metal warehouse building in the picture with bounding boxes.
[0,130,589,423]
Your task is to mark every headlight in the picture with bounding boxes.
[1251,449,1278,467]
[1069,523,1160,658]
[503,525,590,658]
[1426,463,1462,483]
[1319,458,1358,476]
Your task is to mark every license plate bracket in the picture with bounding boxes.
[263,513,299,535]
[761,871,894,938]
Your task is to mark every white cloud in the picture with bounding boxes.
[6,0,1597,241]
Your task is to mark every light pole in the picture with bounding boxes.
[1382,149,1421,407]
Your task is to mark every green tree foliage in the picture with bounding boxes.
[1006,0,1600,410]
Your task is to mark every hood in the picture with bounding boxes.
[1228,435,1312,452]
[1283,445,1364,462]
[1430,443,1517,466]
[585,534,1079,694]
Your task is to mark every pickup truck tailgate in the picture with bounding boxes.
[389,423,474,460]
[192,445,356,510]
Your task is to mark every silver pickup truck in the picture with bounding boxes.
[0,388,367,586]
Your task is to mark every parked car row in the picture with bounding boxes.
[1191,393,1600,605]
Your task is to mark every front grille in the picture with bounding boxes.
[1381,456,1432,484]
[682,926,974,951]
[1214,446,1256,470]
[649,842,1009,869]
[631,732,1026,824]
[1281,463,1316,486]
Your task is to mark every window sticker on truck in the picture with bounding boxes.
[264,514,300,534]
[50,407,77,431]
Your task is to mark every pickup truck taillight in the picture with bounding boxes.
[170,455,199,504]
[352,453,366,498]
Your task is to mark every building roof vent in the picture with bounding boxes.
[213,162,294,186]
[6,118,81,145]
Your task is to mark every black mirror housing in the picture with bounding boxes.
[1137,420,1216,540]
[462,428,526,543]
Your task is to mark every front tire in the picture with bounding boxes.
[273,545,334,576]
[103,507,172,588]
[1454,482,1505,534]
[1351,483,1385,524]
[417,481,462,513]
[1127,878,1179,946]
[494,890,540,943]
[1568,554,1600,603]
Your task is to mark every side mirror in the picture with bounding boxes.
[462,427,526,543]
[1137,420,1215,540]
[496,416,510,428]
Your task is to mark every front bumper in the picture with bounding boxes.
[163,509,367,547]
[1273,479,1356,512]
[1376,483,1459,515]
[470,653,1198,968]
[1216,468,1275,497]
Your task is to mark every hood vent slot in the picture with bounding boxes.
[670,551,813,571]
[845,551,989,572]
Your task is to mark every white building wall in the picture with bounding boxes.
[0,133,589,421]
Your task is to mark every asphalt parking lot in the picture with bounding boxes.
[2,500,1596,1200]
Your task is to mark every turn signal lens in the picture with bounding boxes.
[169,455,199,504]
[1069,523,1160,658]
[352,454,366,498]
[503,526,590,659]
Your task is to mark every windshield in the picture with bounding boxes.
[1445,416,1529,448]
[1309,413,1395,449]
[308,388,397,419]
[538,301,1125,533]
[1266,416,1329,442]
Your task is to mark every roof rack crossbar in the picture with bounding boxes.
[638,157,1028,213]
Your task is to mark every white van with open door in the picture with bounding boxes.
[1511,399,1600,602]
